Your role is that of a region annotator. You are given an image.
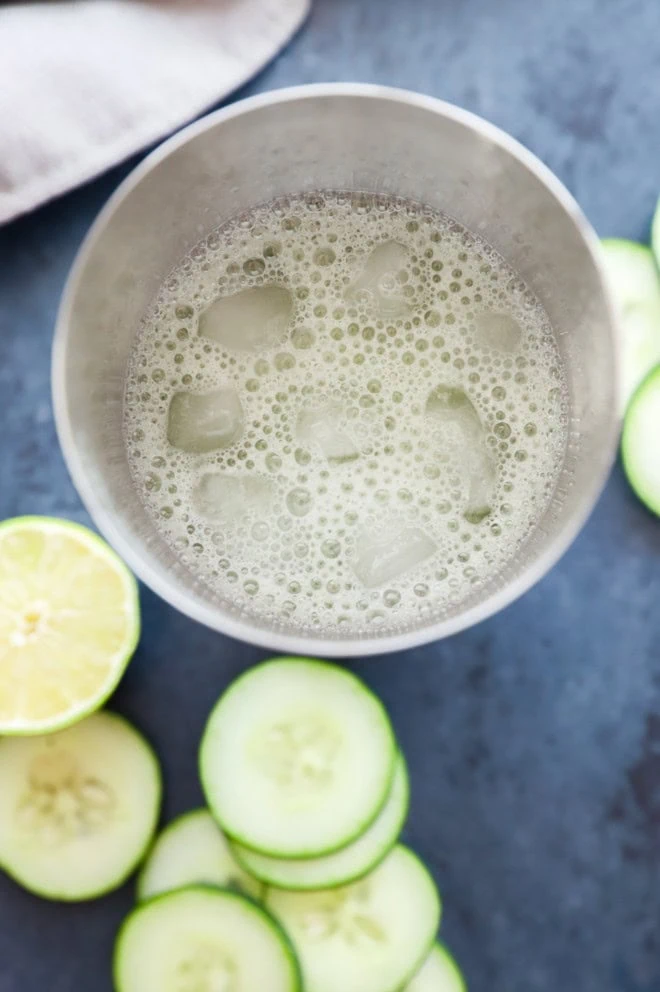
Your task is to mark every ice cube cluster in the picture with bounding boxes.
[124,192,567,634]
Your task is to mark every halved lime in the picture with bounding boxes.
[0,516,140,734]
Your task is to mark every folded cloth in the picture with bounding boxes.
[0,0,310,224]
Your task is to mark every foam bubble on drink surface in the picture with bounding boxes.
[124,192,567,634]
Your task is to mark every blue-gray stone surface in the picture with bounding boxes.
[1,1,659,990]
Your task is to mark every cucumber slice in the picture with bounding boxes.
[265,844,440,992]
[232,754,409,892]
[651,195,660,271]
[404,944,467,992]
[114,886,301,992]
[137,809,262,902]
[199,657,396,858]
[621,364,660,515]
[231,753,409,890]
[600,239,660,412]
[0,711,160,900]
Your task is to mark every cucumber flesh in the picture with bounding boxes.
[622,364,660,515]
[114,886,301,992]
[600,239,660,412]
[231,753,409,890]
[265,844,440,992]
[403,944,467,992]
[137,809,261,902]
[651,194,660,273]
[199,657,396,858]
[0,711,161,900]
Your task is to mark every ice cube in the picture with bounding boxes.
[296,402,359,464]
[344,241,411,317]
[198,285,293,352]
[472,311,522,353]
[351,523,437,588]
[464,449,497,524]
[425,385,483,444]
[425,384,496,523]
[167,387,243,453]
[192,473,272,523]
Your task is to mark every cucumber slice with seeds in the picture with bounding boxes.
[137,809,262,902]
[600,239,660,412]
[114,886,301,992]
[622,364,660,515]
[404,944,467,992]
[265,844,440,992]
[199,657,396,858]
[231,753,409,890]
[0,711,160,900]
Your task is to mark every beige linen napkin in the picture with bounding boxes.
[0,0,310,224]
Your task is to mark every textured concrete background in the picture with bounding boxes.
[1,1,660,990]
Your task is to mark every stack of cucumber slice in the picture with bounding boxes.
[0,654,466,990]
[122,656,466,992]
[602,203,660,516]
